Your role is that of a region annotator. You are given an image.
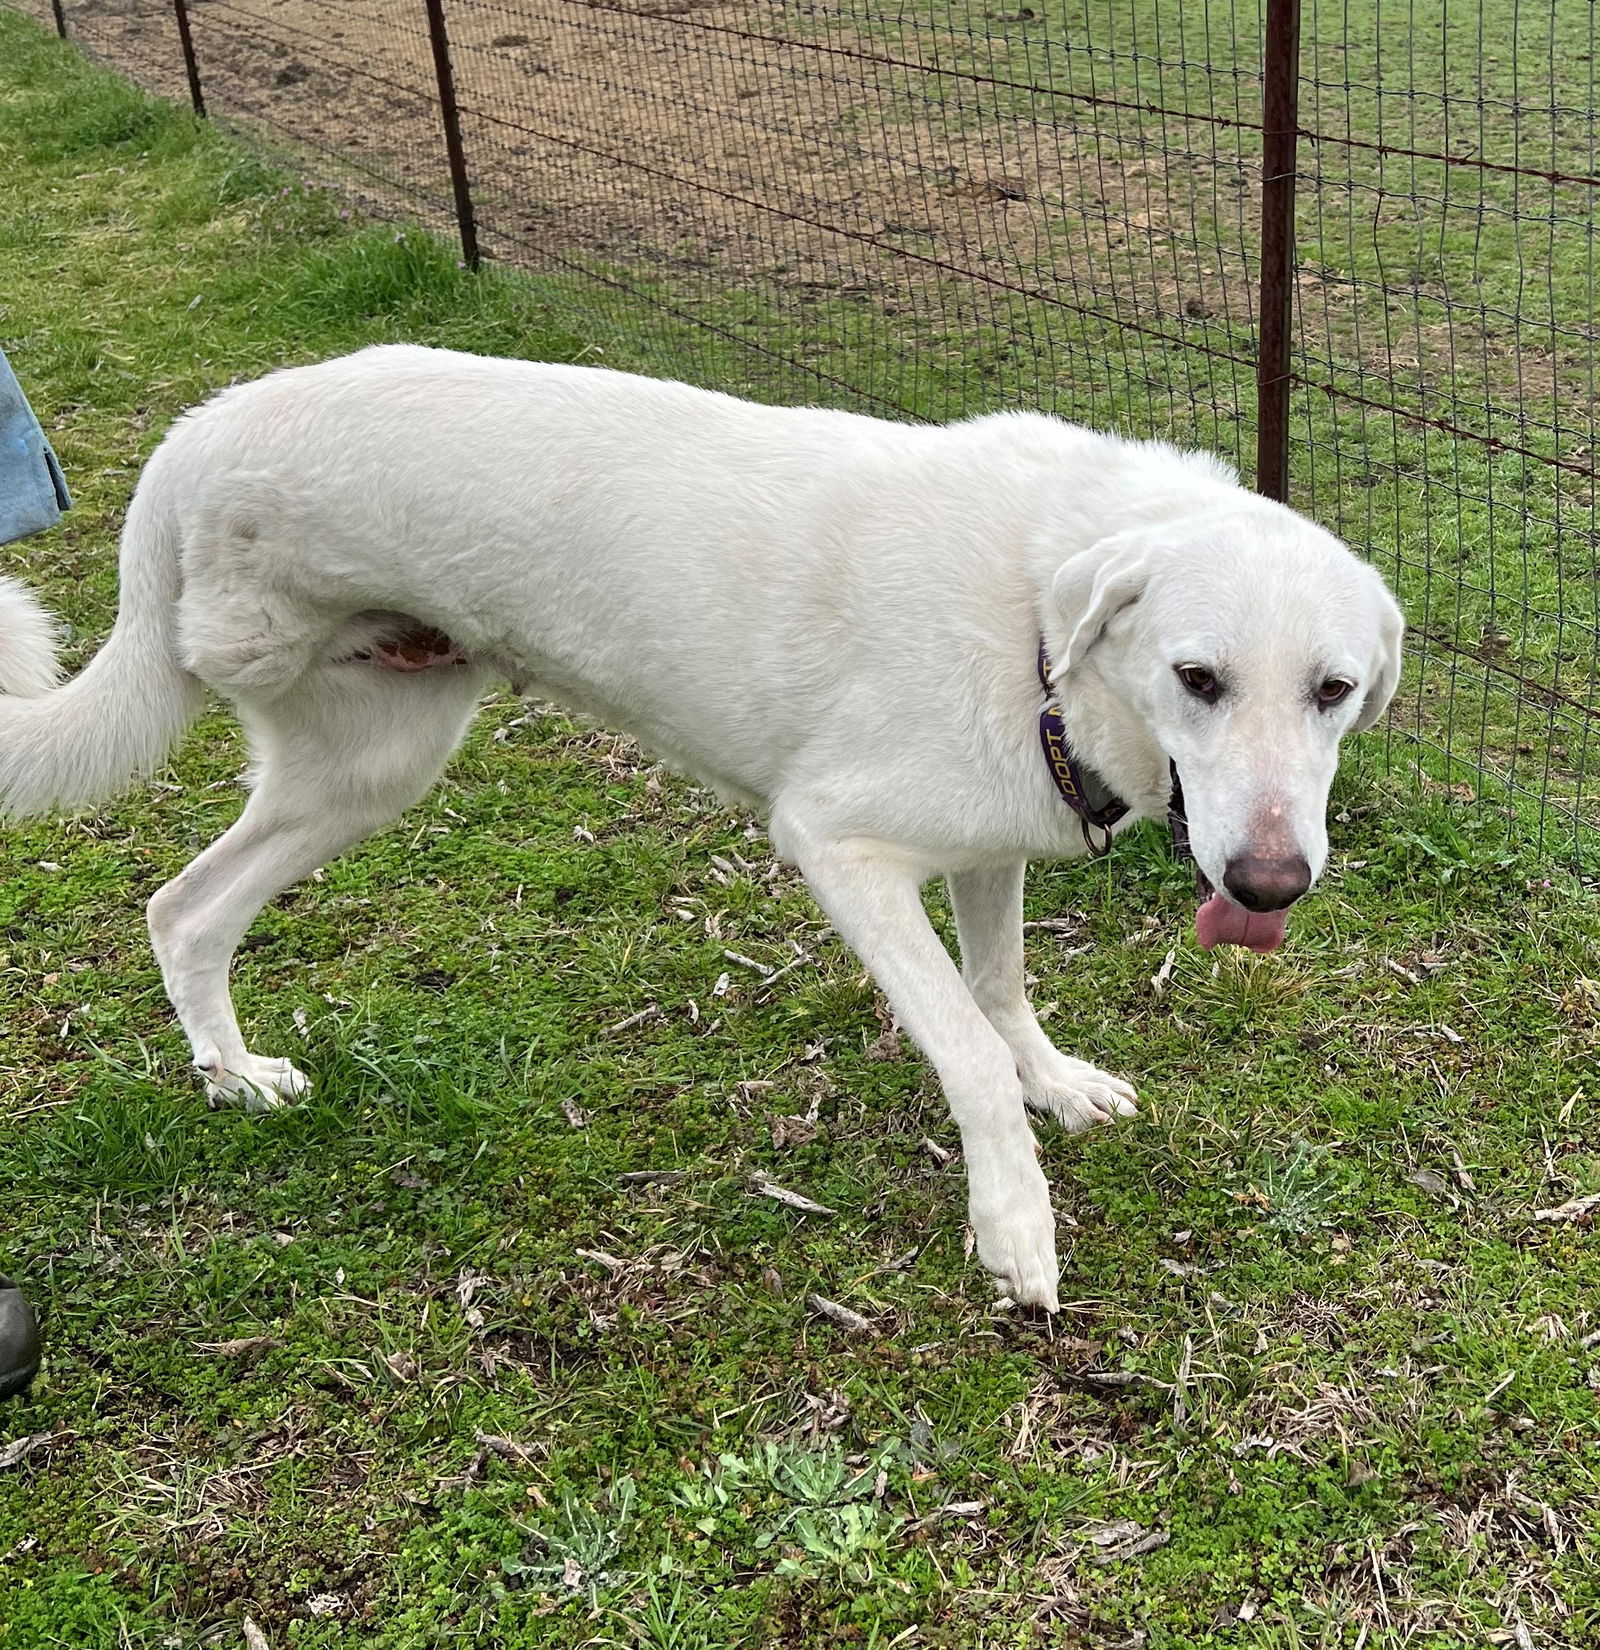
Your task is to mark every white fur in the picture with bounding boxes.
[0,477,204,812]
[0,346,1403,1309]
[0,575,63,697]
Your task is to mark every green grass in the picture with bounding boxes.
[2,17,1600,1648]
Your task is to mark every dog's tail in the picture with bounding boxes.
[0,469,204,817]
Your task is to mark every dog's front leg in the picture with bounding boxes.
[786,831,1061,1309]
[948,862,1138,1131]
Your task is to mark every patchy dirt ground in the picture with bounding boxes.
[48,0,1263,359]
[41,0,1596,439]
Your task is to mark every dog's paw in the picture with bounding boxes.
[1024,1057,1139,1132]
[200,1054,309,1113]
[969,1155,1060,1311]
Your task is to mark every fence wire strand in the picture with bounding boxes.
[10,0,1599,867]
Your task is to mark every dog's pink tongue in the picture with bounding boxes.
[1195,893,1289,954]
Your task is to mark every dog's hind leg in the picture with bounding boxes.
[147,662,490,1110]
[947,862,1139,1132]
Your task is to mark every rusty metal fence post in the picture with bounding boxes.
[171,0,205,116]
[1255,0,1302,503]
[423,0,480,270]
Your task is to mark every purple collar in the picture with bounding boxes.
[1036,642,1196,875]
[1036,640,1131,856]
[1165,759,1208,893]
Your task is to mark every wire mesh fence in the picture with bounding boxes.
[10,0,1599,869]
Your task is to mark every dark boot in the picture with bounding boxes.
[0,1278,41,1400]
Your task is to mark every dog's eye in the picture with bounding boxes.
[1176,665,1219,702]
[1317,677,1355,707]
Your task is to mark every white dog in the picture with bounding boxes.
[0,347,1402,1308]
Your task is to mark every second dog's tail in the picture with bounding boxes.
[0,464,205,817]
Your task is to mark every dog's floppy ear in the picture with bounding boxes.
[1050,535,1152,676]
[1354,574,1406,733]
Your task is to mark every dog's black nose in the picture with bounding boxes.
[1223,853,1312,912]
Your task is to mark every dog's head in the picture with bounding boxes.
[1051,504,1404,951]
